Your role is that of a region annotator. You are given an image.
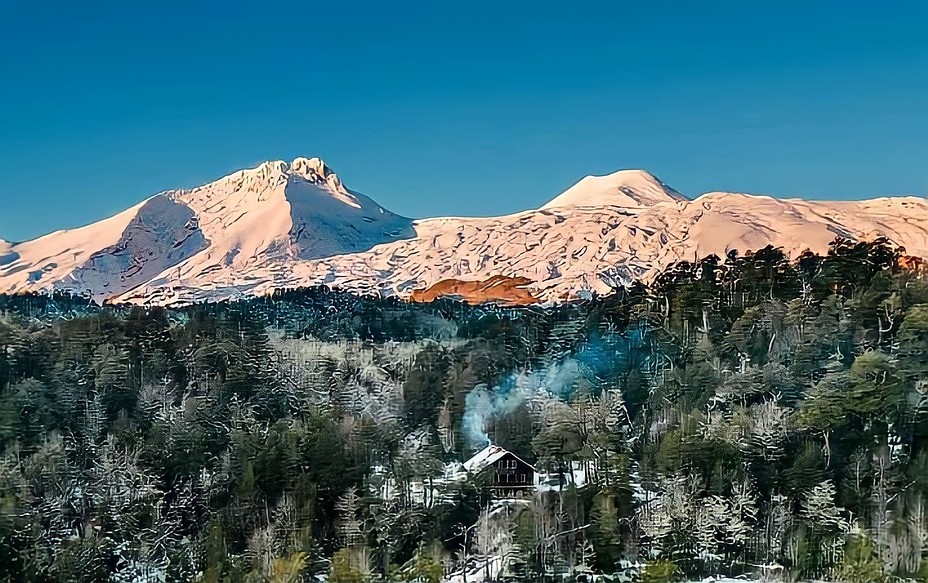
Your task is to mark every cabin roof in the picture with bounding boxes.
[463,445,536,473]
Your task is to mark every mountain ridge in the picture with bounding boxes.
[1,157,926,305]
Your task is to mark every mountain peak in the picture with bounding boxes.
[288,156,350,196]
[542,168,686,210]
[289,156,333,180]
[239,157,349,195]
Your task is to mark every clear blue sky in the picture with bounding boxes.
[1,1,926,242]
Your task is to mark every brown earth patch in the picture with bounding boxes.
[409,275,541,306]
[899,255,927,274]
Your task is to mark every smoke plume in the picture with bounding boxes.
[462,328,651,449]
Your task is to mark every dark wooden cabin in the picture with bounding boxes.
[463,445,536,499]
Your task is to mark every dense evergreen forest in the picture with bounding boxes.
[0,239,926,583]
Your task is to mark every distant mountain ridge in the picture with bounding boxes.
[1,157,926,305]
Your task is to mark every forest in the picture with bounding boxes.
[0,239,926,583]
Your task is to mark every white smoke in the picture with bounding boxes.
[460,329,652,449]
[462,358,586,448]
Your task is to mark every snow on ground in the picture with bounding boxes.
[536,460,591,491]
[443,555,503,583]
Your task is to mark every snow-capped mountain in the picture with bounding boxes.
[542,169,686,209]
[0,157,412,302]
[1,158,926,305]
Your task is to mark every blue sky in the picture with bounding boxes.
[1,1,926,242]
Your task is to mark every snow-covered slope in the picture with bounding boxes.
[0,201,149,297]
[0,239,16,267]
[1,159,926,305]
[0,157,412,301]
[543,169,685,209]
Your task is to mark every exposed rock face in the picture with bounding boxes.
[409,275,541,306]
